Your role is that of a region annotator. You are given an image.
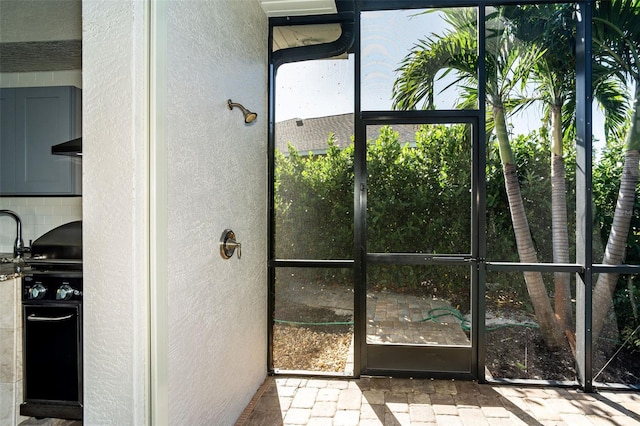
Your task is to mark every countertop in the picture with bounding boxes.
[0,253,30,281]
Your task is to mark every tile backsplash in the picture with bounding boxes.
[0,70,82,89]
[0,198,82,254]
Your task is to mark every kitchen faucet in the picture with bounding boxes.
[0,210,29,258]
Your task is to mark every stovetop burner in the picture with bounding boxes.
[26,221,82,272]
[19,221,83,300]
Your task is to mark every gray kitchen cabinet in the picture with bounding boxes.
[0,86,81,195]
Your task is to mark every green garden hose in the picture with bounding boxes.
[419,306,540,332]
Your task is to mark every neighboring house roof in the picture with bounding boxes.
[275,113,421,155]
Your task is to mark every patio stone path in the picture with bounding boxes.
[237,375,640,425]
[366,292,470,346]
[278,281,470,347]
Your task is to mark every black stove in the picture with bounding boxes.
[20,221,83,421]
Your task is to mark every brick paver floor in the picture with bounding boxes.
[236,376,640,425]
[366,292,470,346]
[278,281,471,348]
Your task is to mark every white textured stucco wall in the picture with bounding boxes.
[83,0,267,424]
[165,1,267,423]
[82,0,150,424]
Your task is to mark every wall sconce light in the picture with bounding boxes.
[227,99,257,124]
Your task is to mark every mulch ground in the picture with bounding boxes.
[273,302,353,372]
[272,293,640,384]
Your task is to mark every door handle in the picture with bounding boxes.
[415,255,473,264]
[27,313,74,322]
[426,256,471,262]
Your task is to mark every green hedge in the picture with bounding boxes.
[275,123,638,334]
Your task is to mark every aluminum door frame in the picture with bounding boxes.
[355,112,483,378]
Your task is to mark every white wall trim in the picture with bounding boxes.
[150,0,168,424]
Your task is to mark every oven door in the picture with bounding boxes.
[23,303,82,404]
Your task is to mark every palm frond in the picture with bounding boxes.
[593,0,640,82]
[594,76,631,141]
[392,28,477,110]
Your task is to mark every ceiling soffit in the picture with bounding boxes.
[272,24,342,51]
[260,0,337,17]
[262,1,344,52]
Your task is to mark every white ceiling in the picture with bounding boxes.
[0,0,81,72]
[0,0,81,43]
[1,0,341,72]
[260,0,337,17]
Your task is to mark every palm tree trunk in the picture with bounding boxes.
[495,106,565,348]
[551,106,574,345]
[592,148,640,340]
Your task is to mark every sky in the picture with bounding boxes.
[275,8,606,152]
[276,9,447,121]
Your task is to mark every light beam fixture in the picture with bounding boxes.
[227,99,257,124]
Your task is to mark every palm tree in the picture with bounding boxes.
[392,8,565,347]
[499,4,577,342]
[502,3,628,344]
[591,0,640,342]
[502,4,629,348]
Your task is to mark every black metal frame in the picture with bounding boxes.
[267,7,358,376]
[268,0,639,392]
[358,110,479,377]
[575,0,594,392]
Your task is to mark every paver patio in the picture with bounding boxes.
[237,376,640,425]
[278,280,471,347]
[366,291,470,346]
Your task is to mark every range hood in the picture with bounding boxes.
[51,137,82,156]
